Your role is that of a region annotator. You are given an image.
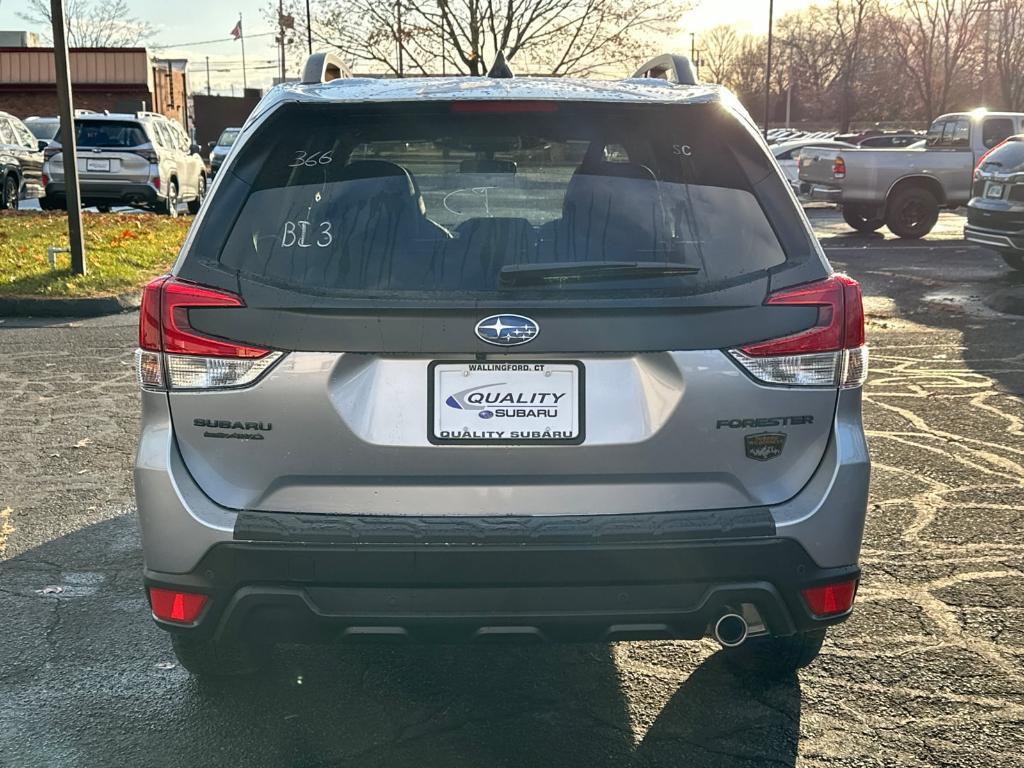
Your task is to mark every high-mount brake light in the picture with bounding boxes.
[450,101,559,113]
[728,275,868,388]
[136,276,281,391]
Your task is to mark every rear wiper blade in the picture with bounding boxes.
[499,261,700,287]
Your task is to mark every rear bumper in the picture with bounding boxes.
[801,182,843,203]
[45,181,160,206]
[964,225,1024,253]
[145,532,859,644]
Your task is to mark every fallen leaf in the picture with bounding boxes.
[73,438,92,449]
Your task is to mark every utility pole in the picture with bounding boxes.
[278,0,286,81]
[50,0,85,275]
[763,0,774,139]
[396,0,404,77]
[205,56,211,95]
[239,14,248,90]
[306,0,313,54]
[690,32,696,63]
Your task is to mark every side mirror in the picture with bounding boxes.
[190,143,202,155]
[206,141,216,150]
[38,139,49,151]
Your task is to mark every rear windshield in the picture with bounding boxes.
[74,120,148,148]
[217,129,240,147]
[980,138,1024,173]
[26,118,59,141]
[212,102,792,301]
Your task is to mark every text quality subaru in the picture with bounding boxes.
[134,63,870,676]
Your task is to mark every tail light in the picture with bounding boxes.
[134,148,160,163]
[728,274,868,388]
[802,579,858,618]
[149,587,208,624]
[41,173,49,188]
[152,175,161,190]
[832,156,846,179]
[136,276,281,391]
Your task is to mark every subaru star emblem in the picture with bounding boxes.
[475,314,539,346]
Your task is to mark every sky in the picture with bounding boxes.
[0,0,817,94]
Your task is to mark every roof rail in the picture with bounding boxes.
[135,110,166,120]
[301,52,352,85]
[631,54,697,86]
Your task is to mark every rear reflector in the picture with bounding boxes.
[801,579,858,618]
[728,274,867,388]
[137,276,281,391]
[149,587,208,624]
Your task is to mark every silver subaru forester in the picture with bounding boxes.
[134,53,869,677]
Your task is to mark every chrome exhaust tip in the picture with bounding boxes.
[713,613,749,648]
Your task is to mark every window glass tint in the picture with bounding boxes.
[980,137,1024,172]
[982,118,1014,149]
[26,118,59,141]
[11,120,35,148]
[217,129,240,147]
[0,120,15,144]
[75,120,147,148]
[152,122,172,148]
[951,119,970,147]
[926,120,946,147]
[215,102,790,302]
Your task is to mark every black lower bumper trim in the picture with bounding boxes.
[234,507,776,545]
[145,528,858,644]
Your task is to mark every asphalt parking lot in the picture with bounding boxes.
[1,209,1023,767]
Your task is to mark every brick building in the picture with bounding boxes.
[0,46,190,128]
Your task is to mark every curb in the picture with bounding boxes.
[983,286,1024,317]
[0,291,142,318]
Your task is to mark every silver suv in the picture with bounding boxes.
[43,112,206,215]
[134,54,870,677]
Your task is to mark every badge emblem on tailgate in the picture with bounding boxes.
[745,432,786,461]
[475,314,539,346]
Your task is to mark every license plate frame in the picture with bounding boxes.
[428,360,585,445]
[985,181,1005,199]
[85,158,111,172]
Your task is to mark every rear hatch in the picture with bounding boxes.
[156,99,856,517]
[48,119,153,184]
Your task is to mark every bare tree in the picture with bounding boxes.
[18,0,155,47]
[698,25,739,85]
[991,0,1024,110]
[890,0,983,120]
[271,0,688,77]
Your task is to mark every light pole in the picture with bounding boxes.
[764,0,774,139]
[50,0,85,275]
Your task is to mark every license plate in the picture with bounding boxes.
[429,361,583,444]
[86,158,110,172]
[986,182,1005,199]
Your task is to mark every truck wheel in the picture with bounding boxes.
[841,204,884,233]
[1001,252,1024,272]
[156,180,179,217]
[885,187,939,239]
[722,629,826,676]
[186,174,206,215]
[170,634,267,677]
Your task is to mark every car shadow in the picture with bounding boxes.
[0,514,801,767]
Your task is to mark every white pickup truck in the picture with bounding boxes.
[799,111,1024,238]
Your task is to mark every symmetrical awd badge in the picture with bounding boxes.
[475,314,539,346]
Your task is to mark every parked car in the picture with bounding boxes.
[42,111,207,215]
[24,116,60,142]
[134,52,870,678]
[772,139,856,188]
[964,134,1024,271]
[0,110,44,209]
[857,133,922,148]
[207,127,240,177]
[799,110,1024,238]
